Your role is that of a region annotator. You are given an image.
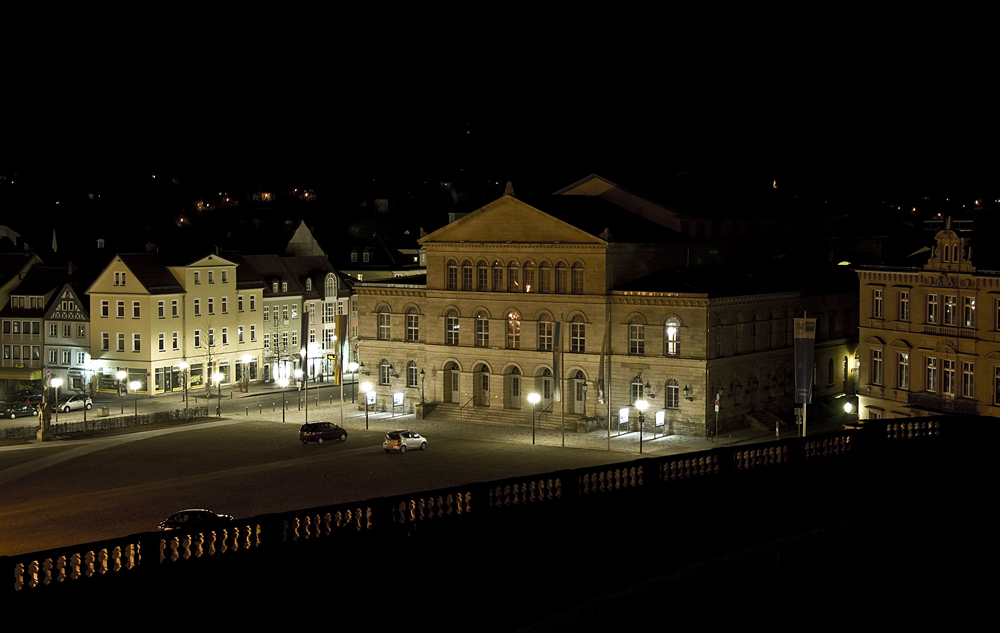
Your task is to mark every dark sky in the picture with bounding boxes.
[4,26,996,209]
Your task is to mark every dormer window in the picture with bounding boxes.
[114,272,126,286]
[272,281,278,293]
[363,251,370,263]
[306,278,312,291]
[282,281,288,292]
[351,251,358,263]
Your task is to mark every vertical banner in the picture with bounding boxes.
[552,321,562,402]
[335,314,348,386]
[596,320,609,405]
[793,317,817,405]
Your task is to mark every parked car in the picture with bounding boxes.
[17,393,42,406]
[157,509,234,532]
[299,422,348,445]
[56,395,93,412]
[383,429,427,454]
[2,399,38,419]
[15,388,42,398]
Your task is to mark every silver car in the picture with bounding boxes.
[56,395,93,412]
[383,429,427,454]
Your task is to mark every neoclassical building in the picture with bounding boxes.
[857,225,1000,420]
[354,189,857,437]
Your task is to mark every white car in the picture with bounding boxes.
[56,395,93,412]
[383,429,428,454]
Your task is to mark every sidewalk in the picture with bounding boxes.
[2,382,849,456]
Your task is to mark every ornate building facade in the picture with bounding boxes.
[857,227,996,419]
[355,191,857,437]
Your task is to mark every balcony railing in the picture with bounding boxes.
[907,391,979,416]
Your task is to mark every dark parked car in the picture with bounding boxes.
[17,394,42,407]
[2,399,38,419]
[157,509,234,531]
[299,422,348,445]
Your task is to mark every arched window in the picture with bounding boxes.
[665,317,681,356]
[570,315,586,353]
[665,378,679,409]
[555,262,568,294]
[407,361,418,388]
[325,274,337,297]
[377,306,390,340]
[477,260,488,291]
[492,260,504,292]
[630,375,646,404]
[406,307,419,342]
[507,310,521,349]
[445,309,459,346]
[507,261,520,292]
[462,260,473,291]
[538,262,551,294]
[522,260,535,293]
[571,263,584,294]
[446,259,458,290]
[476,311,489,347]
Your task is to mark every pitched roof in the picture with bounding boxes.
[116,253,185,294]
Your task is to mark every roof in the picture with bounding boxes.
[116,253,185,294]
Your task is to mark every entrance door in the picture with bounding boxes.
[510,368,521,409]
[574,375,585,414]
[450,366,460,403]
[478,366,490,406]
[541,369,553,411]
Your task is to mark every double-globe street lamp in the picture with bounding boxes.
[130,380,141,417]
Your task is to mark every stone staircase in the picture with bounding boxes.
[425,401,586,431]
[746,410,789,432]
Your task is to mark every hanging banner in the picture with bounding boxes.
[596,319,609,405]
[793,317,817,405]
[552,321,562,402]
[335,314,348,386]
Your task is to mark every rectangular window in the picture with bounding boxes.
[238,296,244,312]
[172,300,179,317]
[250,295,256,311]
[222,297,228,314]
[964,297,976,328]
[898,291,909,321]
[133,333,141,352]
[158,333,165,351]
[239,326,245,344]
[447,264,458,291]
[117,301,125,318]
[208,329,215,346]
[264,306,269,322]
[172,332,179,350]
[571,322,585,353]
[407,313,419,342]
[250,325,256,342]
[117,333,125,352]
[492,266,503,292]
[925,357,937,392]
[222,327,228,345]
[446,315,459,346]
[50,323,58,337]
[102,332,109,351]
[943,359,956,395]
[194,271,200,285]
[133,301,140,318]
[102,300,109,318]
[264,333,270,349]
[898,353,909,390]
[872,289,883,318]
[194,330,201,348]
[871,349,883,385]
[208,271,215,284]
[208,298,215,315]
[943,295,957,326]
[194,299,201,316]
[538,322,553,351]
[666,383,679,409]
[629,324,644,355]
[927,294,938,324]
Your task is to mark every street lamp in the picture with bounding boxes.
[300,347,309,424]
[130,380,141,417]
[178,361,189,416]
[295,368,303,411]
[528,392,541,445]
[242,354,252,393]
[116,370,127,413]
[636,398,648,455]
[51,377,63,424]
[420,369,426,404]
[361,380,372,430]
[278,377,288,424]
[213,372,223,417]
[348,361,359,403]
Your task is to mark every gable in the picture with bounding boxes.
[419,196,605,246]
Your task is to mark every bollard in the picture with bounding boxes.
[273,402,276,412]
[259,405,262,415]
[246,406,249,416]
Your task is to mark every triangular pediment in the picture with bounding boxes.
[419,196,606,246]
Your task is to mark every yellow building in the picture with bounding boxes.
[86,253,265,395]
[857,226,992,419]
[355,191,858,436]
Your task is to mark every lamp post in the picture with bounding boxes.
[636,398,648,455]
[348,361,359,403]
[116,370,126,413]
[420,369,426,404]
[214,372,223,417]
[130,380,140,417]
[528,392,541,445]
[242,354,252,393]
[300,348,309,424]
[361,381,372,430]
[278,377,288,424]
[295,368,303,411]
[178,361,189,416]
[51,377,63,424]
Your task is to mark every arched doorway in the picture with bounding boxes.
[572,370,587,415]
[506,366,522,410]
[474,363,490,406]
[444,361,460,403]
